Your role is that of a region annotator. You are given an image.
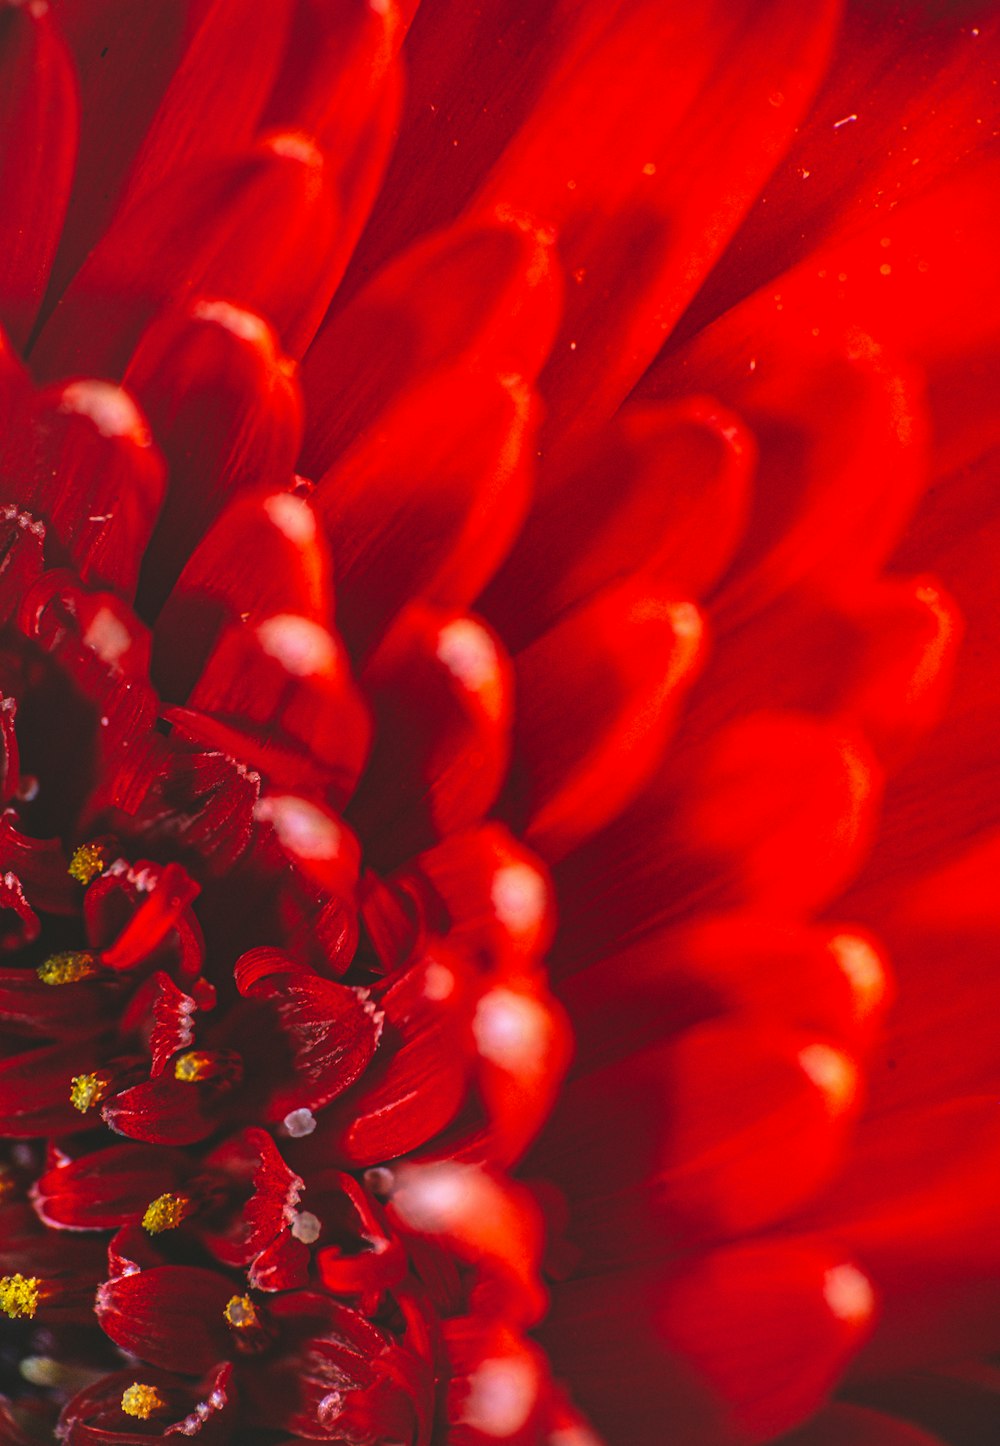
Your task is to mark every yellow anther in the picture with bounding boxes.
[173,1050,214,1082]
[37,951,98,985]
[0,1168,16,1202]
[0,1274,39,1319]
[120,1383,165,1420]
[70,1071,110,1114]
[142,1193,191,1234]
[68,842,105,885]
[224,1294,260,1330]
[173,1049,241,1085]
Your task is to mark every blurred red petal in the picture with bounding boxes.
[484,396,754,650]
[511,581,705,858]
[350,606,513,867]
[155,488,332,704]
[0,3,78,348]
[33,135,338,379]
[178,613,370,800]
[126,302,303,612]
[301,211,560,480]
[1,382,165,599]
[315,367,532,656]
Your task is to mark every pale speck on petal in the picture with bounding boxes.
[282,1107,317,1138]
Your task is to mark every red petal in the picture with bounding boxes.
[91,745,260,877]
[0,870,39,951]
[262,0,400,150]
[58,1361,235,1444]
[548,1022,859,1254]
[0,965,114,1038]
[562,915,891,1072]
[349,606,513,868]
[781,1403,948,1446]
[314,367,532,657]
[473,977,572,1165]
[242,808,359,981]
[298,946,476,1168]
[32,1142,187,1231]
[101,865,201,975]
[378,825,555,974]
[177,613,369,801]
[389,1163,546,1327]
[126,303,304,613]
[234,947,379,1120]
[103,1072,232,1147]
[41,0,192,309]
[301,211,560,480]
[0,4,78,348]
[483,397,753,649]
[510,581,705,859]
[113,0,292,216]
[543,1244,874,1444]
[155,487,331,705]
[0,816,75,916]
[2,382,165,599]
[470,0,840,438]
[0,505,45,627]
[33,135,338,380]
[555,712,881,968]
[652,330,929,629]
[0,1038,109,1138]
[801,1097,1000,1374]
[96,1263,235,1374]
[137,972,201,1076]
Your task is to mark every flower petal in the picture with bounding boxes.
[315,366,532,656]
[234,947,380,1120]
[95,1263,235,1375]
[33,135,338,379]
[126,301,303,613]
[0,3,78,348]
[349,606,513,868]
[301,211,560,479]
[510,582,705,859]
[483,396,754,650]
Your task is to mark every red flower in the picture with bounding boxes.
[0,3,996,1446]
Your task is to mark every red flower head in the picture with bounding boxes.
[0,2,996,1445]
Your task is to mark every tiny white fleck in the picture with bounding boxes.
[282,1107,316,1138]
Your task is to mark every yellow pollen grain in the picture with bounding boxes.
[0,1274,39,1319]
[37,951,98,985]
[68,842,105,885]
[142,1193,191,1234]
[121,1383,165,1420]
[224,1294,259,1330]
[173,1050,214,1082]
[70,1072,109,1113]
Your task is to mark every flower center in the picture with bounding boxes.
[120,1383,166,1420]
[36,950,98,985]
[142,1193,193,1234]
[67,842,106,885]
[0,1274,40,1319]
[69,1071,111,1113]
